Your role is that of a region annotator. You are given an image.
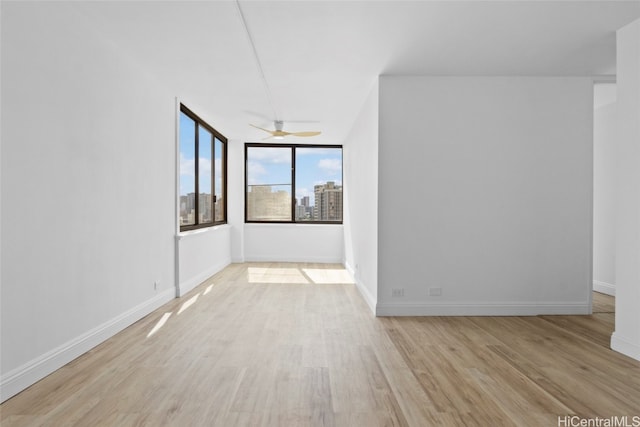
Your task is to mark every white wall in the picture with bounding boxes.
[243,224,344,263]
[1,3,176,400]
[227,140,246,263]
[593,84,617,296]
[343,82,379,313]
[612,18,640,361]
[177,226,231,296]
[377,76,593,316]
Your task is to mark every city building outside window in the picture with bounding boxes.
[245,144,343,223]
[179,104,227,231]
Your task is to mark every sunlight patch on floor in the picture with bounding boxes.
[177,293,199,315]
[147,312,172,338]
[247,267,310,284]
[247,266,354,284]
[302,268,355,284]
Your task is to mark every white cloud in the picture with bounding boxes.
[199,157,211,176]
[247,160,267,185]
[298,147,340,156]
[180,153,194,177]
[295,187,312,200]
[318,158,342,175]
[179,154,218,193]
[247,147,290,164]
[180,153,214,177]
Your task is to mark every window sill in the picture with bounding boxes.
[176,223,231,240]
[244,223,343,228]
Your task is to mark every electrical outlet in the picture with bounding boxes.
[428,287,442,297]
[391,288,404,297]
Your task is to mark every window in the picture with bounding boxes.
[245,143,343,223]
[179,104,227,231]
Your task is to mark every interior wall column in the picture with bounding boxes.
[612,18,640,361]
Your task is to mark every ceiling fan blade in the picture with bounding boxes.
[250,124,275,135]
[290,131,321,137]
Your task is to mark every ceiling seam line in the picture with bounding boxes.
[235,0,280,122]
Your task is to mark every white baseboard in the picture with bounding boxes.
[611,332,640,361]
[593,280,616,296]
[243,255,343,264]
[0,288,176,403]
[344,262,376,315]
[178,258,231,297]
[344,261,355,278]
[375,301,591,316]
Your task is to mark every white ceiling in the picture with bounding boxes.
[72,1,640,144]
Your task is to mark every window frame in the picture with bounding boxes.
[244,143,343,224]
[179,104,228,232]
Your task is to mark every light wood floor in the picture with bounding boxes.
[1,263,638,426]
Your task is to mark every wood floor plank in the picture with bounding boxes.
[539,313,615,348]
[2,263,638,427]
[593,292,615,313]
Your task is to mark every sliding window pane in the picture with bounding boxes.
[179,112,196,226]
[198,126,213,224]
[295,147,342,222]
[246,147,292,221]
[214,138,224,222]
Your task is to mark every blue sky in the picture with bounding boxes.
[247,146,342,203]
[180,112,222,196]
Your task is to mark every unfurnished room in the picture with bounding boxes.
[1,1,640,426]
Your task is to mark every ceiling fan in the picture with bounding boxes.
[250,121,321,140]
